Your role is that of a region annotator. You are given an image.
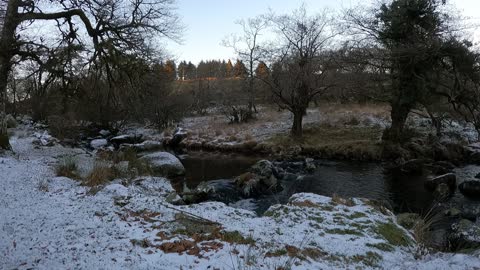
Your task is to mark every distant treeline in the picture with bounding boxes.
[161,59,269,80]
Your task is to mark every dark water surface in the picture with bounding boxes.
[176,152,479,215]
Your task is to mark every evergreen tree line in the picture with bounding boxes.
[167,59,269,80]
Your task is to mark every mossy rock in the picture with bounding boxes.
[396,213,421,230]
[376,222,412,247]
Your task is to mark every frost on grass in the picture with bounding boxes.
[1,129,480,270]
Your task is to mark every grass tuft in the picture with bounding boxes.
[56,156,80,179]
[83,163,115,187]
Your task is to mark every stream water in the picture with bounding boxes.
[176,151,480,215]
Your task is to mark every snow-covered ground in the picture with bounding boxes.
[1,126,480,269]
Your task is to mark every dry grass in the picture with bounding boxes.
[56,156,80,179]
[331,194,356,207]
[267,124,384,160]
[83,163,115,187]
[317,103,390,118]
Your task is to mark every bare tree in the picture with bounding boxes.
[264,6,338,137]
[0,0,182,149]
[223,17,269,116]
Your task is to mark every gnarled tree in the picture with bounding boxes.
[0,0,181,149]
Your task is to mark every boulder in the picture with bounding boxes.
[166,191,185,205]
[459,181,480,199]
[139,152,185,177]
[399,159,431,175]
[90,139,108,149]
[110,134,143,147]
[450,219,480,251]
[32,131,56,146]
[235,160,282,197]
[427,161,455,175]
[461,203,480,220]
[424,173,456,191]
[469,152,480,165]
[168,127,188,148]
[444,208,462,218]
[433,183,452,201]
[99,129,111,137]
[305,158,316,173]
[125,140,163,152]
[182,180,241,204]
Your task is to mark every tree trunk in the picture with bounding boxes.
[291,109,304,137]
[0,0,19,150]
[247,77,256,115]
[382,102,411,142]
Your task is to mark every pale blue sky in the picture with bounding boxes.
[168,0,480,64]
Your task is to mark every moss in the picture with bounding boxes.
[221,231,255,245]
[366,242,395,252]
[349,212,367,219]
[376,222,412,247]
[351,251,382,267]
[265,249,288,257]
[325,228,363,236]
[308,216,324,223]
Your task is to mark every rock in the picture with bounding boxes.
[99,130,111,137]
[127,140,163,152]
[469,151,480,165]
[168,127,188,148]
[102,184,129,197]
[110,134,143,147]
[461,203,480,221]
[166,192,185,205]
[433,183,451,201]
[444,208,462,218]
[90,139,108,149]
[450,219,480,251]
[32,131,56,146]
[459,181,480,199]
[235,160,282,197]
[441,143,467,164]
[396,213,421,230]
[139,152,185,177]
[427,161,455,175]
[405,141,429,157]
[305,158,316,173]
[424,173,456,191]
[435,161,456,171]
[399,159,431,175]
[425,228,450,251]
[6,114,17,128]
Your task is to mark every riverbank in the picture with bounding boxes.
[1,124,480,269]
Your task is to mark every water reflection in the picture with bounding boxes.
[177,152,478,215]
